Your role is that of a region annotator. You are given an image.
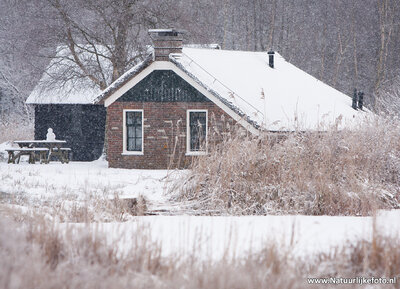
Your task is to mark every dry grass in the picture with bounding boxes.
[310,221,400,288]
[335,233,400,278]
[0,215,164,289]
[1,190,148,223]
[0,213,399,289]
[172,117,400,215]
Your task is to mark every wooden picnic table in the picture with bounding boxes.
[7,140,71,164]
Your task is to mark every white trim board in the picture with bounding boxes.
[104,61,259,136]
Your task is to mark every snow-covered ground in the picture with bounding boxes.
[1,158,400,262]
[92,211,400,260]
[0,159,173,209]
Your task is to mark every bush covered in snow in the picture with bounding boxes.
[172,117,400,215]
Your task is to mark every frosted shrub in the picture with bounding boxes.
[173,117,400,215]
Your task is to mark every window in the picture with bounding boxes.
[123,110,143,154]
[187,110,207,154]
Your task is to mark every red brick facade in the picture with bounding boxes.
[106,101,234,169]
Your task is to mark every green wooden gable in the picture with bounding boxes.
[118,70,211,102]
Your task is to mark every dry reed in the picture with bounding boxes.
[172,117,400,215]
[0,213,399,289]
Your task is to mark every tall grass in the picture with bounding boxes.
[0,214,399,289]
[172,117,400,215]
[0,190,147,223]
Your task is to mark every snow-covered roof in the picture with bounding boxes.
[97,46,366,131]
[26,45,113,104]
[171,48,364,131]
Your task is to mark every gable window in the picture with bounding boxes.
[187,110,207,155]
[123,109,143,154]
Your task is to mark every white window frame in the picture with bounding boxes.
[122,109,144,155]
[186,109,208,156]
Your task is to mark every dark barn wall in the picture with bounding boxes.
[34,104,106,161]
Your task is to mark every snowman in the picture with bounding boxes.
[46,128,56,141]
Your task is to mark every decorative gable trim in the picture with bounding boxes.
[117,70,211,103]
[103,61,167,107]
[103,61,260,135]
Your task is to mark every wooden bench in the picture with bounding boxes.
[6,148,49,164]
[51,147,71,164]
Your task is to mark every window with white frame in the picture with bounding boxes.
[123,110,143,154]
[187,110,207,154]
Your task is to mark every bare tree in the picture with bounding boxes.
[3,0,400,121]
[42,0,153,89]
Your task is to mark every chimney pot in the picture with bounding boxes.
[268,51,275,68]
[358,91,364,110]
[148,29,184,61]
[352,89,358,110]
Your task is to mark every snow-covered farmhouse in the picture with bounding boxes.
[26,29,364,168]
[95,29,363,169]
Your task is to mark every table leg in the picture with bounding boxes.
[40,151,46,164]
[55,144,65,163]
[47,144,53,163]
[29,152,35,164]
[60,148,64,163]
[64,150,69,164]
[8,151,14,164]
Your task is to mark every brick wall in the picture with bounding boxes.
[107,101,234,169]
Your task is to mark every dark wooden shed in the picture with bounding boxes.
[26,45,110,161]
[33,104,106,161]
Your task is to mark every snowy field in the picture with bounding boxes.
[0,156,175,212]
[0,160,169,201]
[81,211,400,261]
[1,157,400,262]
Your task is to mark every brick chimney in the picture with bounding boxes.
[148,29,184,61]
